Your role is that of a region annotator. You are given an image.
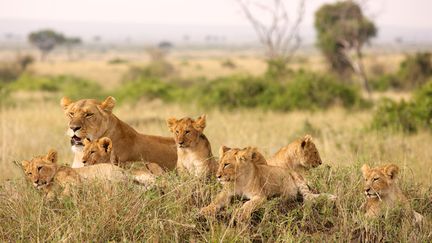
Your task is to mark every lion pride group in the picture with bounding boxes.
[20,96,424,224]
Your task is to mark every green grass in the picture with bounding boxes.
[1,165,430,241]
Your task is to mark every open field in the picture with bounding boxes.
[0,48,431,241]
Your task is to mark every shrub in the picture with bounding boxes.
[397,52,432,89]
[220,59,236,69]
[123,62,175,81]
[115,78,181,103]
[108,58,128,65]
[9,74,105,100]
[372,80,432,133]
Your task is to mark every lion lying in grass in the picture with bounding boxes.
[166,115,217,177]
[81,137,165,176]
[361,164,424,224]
[21,149,159,200]
[268,135,322,172]
[200,146,336,221]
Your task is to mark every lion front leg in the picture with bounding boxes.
[200,189,233,217]
[235,195,266,222]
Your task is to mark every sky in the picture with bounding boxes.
[1,0,431,43]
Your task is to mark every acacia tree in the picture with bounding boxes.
[64,37,82,61]
[315,1,377,94]
[28,29,65,61]
[237,0,305,77]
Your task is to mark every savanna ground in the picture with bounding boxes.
[0,48,431,241]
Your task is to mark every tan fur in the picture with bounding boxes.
[361,164,423,223]
[82,137,165,176]
[200,146,336,221]
[61,96,177,170]
[21,150,158,199]
[166,115,217,177]
[268,135,322,172]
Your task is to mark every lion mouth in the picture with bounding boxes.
[70,135,83,146]
[34,182,48,189]
[366,192,379,198]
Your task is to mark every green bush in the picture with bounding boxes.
[124,62,175,81]
[372,80,432,133]
[9,74,105,100]
[115,78,181,103]
[397,52,432,89]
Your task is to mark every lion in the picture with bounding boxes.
[60,96,177,169]
[267,135,322,172]
[361,164,423,224]
[166,115,217,177]
[82,137,165,176]
[21,149,159,200]
[199,146,336,221]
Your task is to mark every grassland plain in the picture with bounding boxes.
[0,98,431,241]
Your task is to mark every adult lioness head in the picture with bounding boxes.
[21,150,59,190]
[216,146,266,184]
[82,137,113,165]
[166,115,206,148]
[361,164,399,199]
[60,96,116,149]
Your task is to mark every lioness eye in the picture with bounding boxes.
[373,177,379,181]
[86,113,94,117]
[175,130,179,134]
[37,166,42,172]
[185,130,190,134]
[223,163,230,168]
[90,151,95,154]
[27,172,32,175]
[69,112,74,117]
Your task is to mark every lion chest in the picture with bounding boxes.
[177,149,211,176]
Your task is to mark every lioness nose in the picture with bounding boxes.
[179,141,184,145]
[71,126,81,132]
[35,179,39,184]
[82,160,87,164]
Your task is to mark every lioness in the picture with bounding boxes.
[166,115,217,177]
[268,135,322,172]
[61,96,177,169]
[82,137,165,176]
[21,149,158,199]
[361,164,423,223]
[200,146,336,221]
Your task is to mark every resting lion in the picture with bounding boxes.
[21,149,158,200]
[82,137,165,176]
[166,115,217,177]
[199,146,336,221]
[60,96,177,170]
[361,164,423,224]
[267,135,322,172]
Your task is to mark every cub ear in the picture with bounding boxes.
[384,164,399,180]
[166,118,178,132]
[301,135,312,148]
[361,164,370,178]
[45,149,58,163]
[100,96,116,113]
[194,114,207,132]
[219,145,230,158]
[98,137,112,153]
[246,147,260,163]
[21,160,30,168]
[83,138,91,146]
[60,97,73,110]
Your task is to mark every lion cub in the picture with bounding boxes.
[268,135,322,172]
[21,149,157,199]
[82,137,164,176]
[166,115,217,177]
[200,146,336,221]
[361,164,424,223]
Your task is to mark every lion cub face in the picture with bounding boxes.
[298,135,322,169]
[166,115,206,148]
[82,137,113,165]
[21,150,59,189]
[216,146,265,184]
[361,164,399,199]
[60,96,116,148]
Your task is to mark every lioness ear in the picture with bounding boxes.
[98,137,112,153]
[219,145,230,157]
[384,164,399,180]
[21,160,30,168]
[100,96,116,113]
[83,138,91,146]
[361,164,370,178]
[60,97,73,110]
[194,114,207,132]
[45,149,58,163]
[166,118,178,132]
